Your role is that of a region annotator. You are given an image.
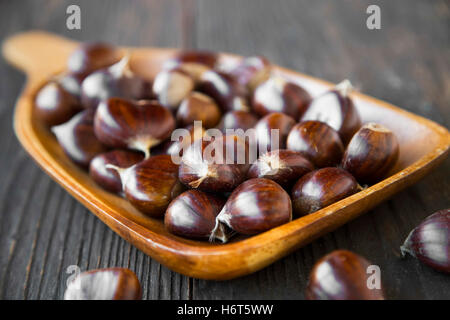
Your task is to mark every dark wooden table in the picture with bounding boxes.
[0,0,449,300]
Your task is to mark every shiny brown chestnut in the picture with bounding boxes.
[56,72,84,100]
[252,77,311,120]
[291,167,359,216]
[178,135,250,193]
[89,150,144,193]
[254,112,296,153]
[153,69,195,110]
[172,63,211,84]
[197,70,249,112]
[286,120,344,168]
[163,50,218,70]
[81,56,151,109]
[211,178,292,239]
[217,110,259,133]
[109,155,184,217]
[301,80,362,145]
[155,124,206,158]
[248,149,314,188]
[35,81,81,126]
[342,122,399,184]
[165,190,228,242]
[176,92,221,128]
[401,209,450,273]
[52,109,108,167]
[230,56,271,92]
[64,267,141,300]
[67,42,121,78]
[94,98,175,158]
[306,250,385,300]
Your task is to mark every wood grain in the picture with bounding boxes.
[0,0,449,299]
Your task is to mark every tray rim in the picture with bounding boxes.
[6,31,450,280]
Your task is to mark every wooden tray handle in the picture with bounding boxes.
[2,31,78,77]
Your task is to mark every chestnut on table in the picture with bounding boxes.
[401,209,450,274]
[64,267,142,300]
[306,250,385,300]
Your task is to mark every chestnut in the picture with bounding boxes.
[230,56,271,92]
[252,77,311,120]
[94,98,175,158]
[152,69,195,110]
[217,110,259,133]
[35,81,81,126]
[55,72,84,100]
[163,50,218,70]
[178,135,249,193]
[89,150,144,193]
[67,42,121,78]
[211,178,292,238]
[301,80,362,145]
[286,120,344,168]
[52,109,108,167]
[197,70,249,112]
[248,149,314,188]
[64,267,141,300]
[171,63,210,84]
[155,123,206,159]
[109,155,184,217]
[176,92,221,128]
[254,112,296,153]
[306,250,385,300]
[342,122,399,184]
[81,55,151,109]
[291,167,359,216]
[401,208,450,273]
[165,190,229,242]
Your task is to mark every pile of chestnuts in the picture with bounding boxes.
[35,42,401,244]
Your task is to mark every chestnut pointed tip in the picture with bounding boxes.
[272,76,287,89]
[217,211,232,229]
[208,217,220,243]
[110,53,132,77]
[258,151,286,176]
[187,167,218,188]
[128,137,160,159]
[400,243,416,259]
[400,220,426,259]
[215,224,229,243]
[105,163,122,173]
[335,79,354,97]
[104,164,128,188]
[188,175,207,188]
[209,208,231,243]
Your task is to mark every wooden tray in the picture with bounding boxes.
[3,31,450,280]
